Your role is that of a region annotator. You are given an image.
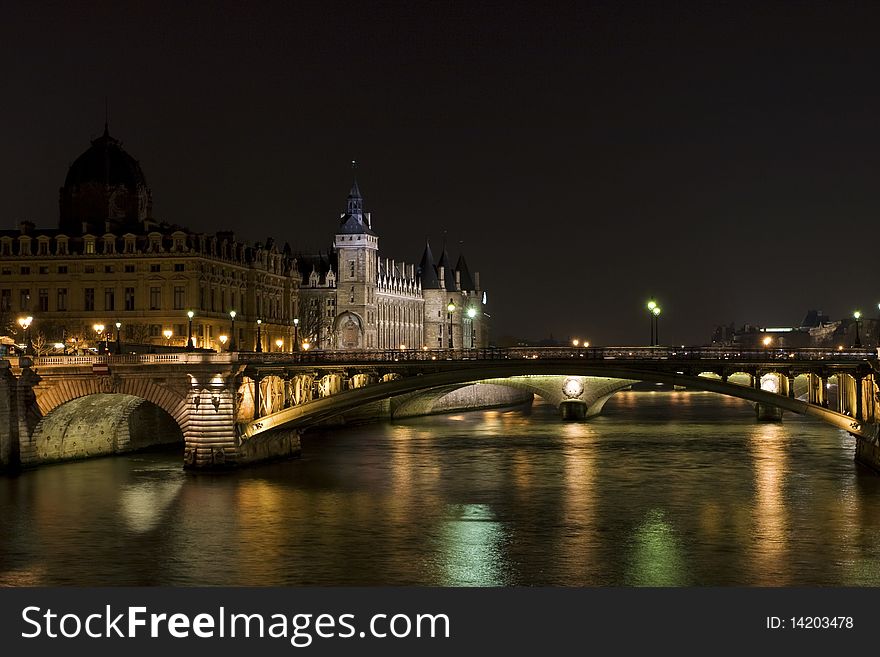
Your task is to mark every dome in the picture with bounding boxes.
[64,125,148,188]
[59,124,153,233]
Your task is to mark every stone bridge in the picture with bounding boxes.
[1,346,879,472]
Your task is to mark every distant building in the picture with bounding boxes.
[295,182,490,350]
[711,309,873,349]
[0,124,298,352]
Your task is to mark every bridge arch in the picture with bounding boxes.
[243,362,874,441]
[32,376,190,433]
[26,393,184,464]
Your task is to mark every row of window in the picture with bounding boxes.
[1,263,187,276]
[2,286,188,313]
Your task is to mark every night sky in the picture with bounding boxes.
[2,1,880,346]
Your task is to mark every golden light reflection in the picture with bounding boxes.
[119,478,184,534]
[747,423,789,584]
[558,422,599,579]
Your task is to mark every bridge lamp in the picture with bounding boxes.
[446,300,456,349]
[219,335,228,352]
[17,315,33,354]
[572,338,580,347]
[853,310,863,348]
[256,318,263,353]
[652,306,661,346]
[229,310,237,351]
[275,338,284,351]
[583,341,590,348]
[114,321,122,355]
[293,317,299,352]
[186,311,195,351]
[762,336,772,347]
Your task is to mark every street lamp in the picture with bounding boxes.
[647,300,657,345]
[446,300,456,349]
[256,318,263,352]
[762,335,772,347]
[219,335,228,352]
[163,329,173,346]
[93,323,105,354]
[275,338,284,352]
[293,317,299,352]
[186,311,195,351]
[114,321,122,354]
[229,310,237,351]
[572,338,580,347]
[652,305,661,346]
[302,341,311,351]
[467,306,477,348]
[854,310,862,348]
[18,315,33,355]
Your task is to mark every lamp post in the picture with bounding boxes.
[219,335,228,352]
[854,310,862,348]
[293,317,299,352]
[163,329,172,346]
[467,306,477,348]
[18,315,33,355]
[256,319,263,352]
[446,300,456,349]
[275,338,283,352]
[93,323,105,354]
[652,306,661,346]
[186,311,194,351]
[229,310,237,351]
[114,321,122,354]
[647,300,657,345]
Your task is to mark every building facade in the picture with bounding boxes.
[0,125,298,353]
[1,126,490,354]
[295,182,489,351]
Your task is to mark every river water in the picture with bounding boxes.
[3,390,880,586]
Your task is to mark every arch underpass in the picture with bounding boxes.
[241,363,874,441]
[28,393,184,464]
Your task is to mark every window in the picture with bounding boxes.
[150,287,161,310]
[0,241,10,256]
[173,285,185,310]
[57,288,67,311]
[104,287,115,311]
[124,287,135,311]
[0,289,10,311]
[38,289,48,312]
[124,265,135,273]
[20,289,30,310]
[176,324,185,337]
[57,265,68,274]
[210,288,215,312]
[1,268,10,275]
[84,266,95,274]
[39,266,49,275]
[85,240,95,254]
[56,240,68,255]
[37,241,49,255]
[150,324,161,337]
[150,264,161,272]
[174,263,185,272]
[105,265,114,274]
[349,261,355,279]
[20,266,30,275]
[199,287,205,310]
[84,288,95,311]
[349,287,355,303]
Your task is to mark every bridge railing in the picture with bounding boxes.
[4,346,875,370]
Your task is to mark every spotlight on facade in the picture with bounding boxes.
[163,329,173,340]
[762,336,772,347]
[275,338,284,350]
[302,342,311,351]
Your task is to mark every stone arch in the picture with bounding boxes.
[31,375,190,434]
[333,311,365,350]
[26,393,184,465]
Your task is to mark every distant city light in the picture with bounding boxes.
[762,336,772,346]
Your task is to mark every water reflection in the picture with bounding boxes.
[2,392,880,586]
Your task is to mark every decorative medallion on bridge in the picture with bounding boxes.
[562,377,584,399]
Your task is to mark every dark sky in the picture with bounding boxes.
[2,1,880,345]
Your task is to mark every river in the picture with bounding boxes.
[3,390,880,586]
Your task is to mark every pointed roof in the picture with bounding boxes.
[455,253,475,291]
[337,179,375,235]
[417,240,440,289]
[437,243,457,291]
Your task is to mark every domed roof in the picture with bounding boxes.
[63,124,148,189]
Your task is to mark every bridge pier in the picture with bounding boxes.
[0,361,19,471]
[559,399,587,420]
